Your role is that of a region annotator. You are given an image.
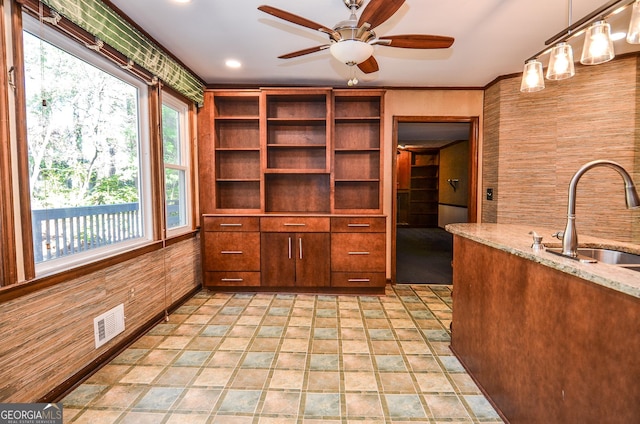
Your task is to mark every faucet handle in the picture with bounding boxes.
[552,231,564,240]
[529,231,544,250]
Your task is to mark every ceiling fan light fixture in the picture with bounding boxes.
[329,39,373,65]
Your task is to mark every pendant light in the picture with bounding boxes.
[547,42,575,79]
[520,59,545,92]
[580,20,615,65]
[626,0,640,43]
[546,0,575,80]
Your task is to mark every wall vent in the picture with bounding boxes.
[94,304,125,349]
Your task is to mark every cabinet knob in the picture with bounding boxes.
[348,251,370,255]
[348,278,370,282]
[220,223,243,227]
[221,251,243,254]
[347,223,370,227]
[284,223,306,227]
[221,278,244,282]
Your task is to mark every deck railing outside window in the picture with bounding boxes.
[31,203,142,263]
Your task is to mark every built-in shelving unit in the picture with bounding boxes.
[333,91,382,212]
[409,150,439,227]
[209,91,262,212]
[263,90,331,213]
[198,88,386,294]
[199,88,384,215]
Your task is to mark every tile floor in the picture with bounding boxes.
[62,285,503,423]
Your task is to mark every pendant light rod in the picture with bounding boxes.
[525,0,634,62]
[545,0,631,46]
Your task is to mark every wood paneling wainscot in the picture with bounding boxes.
[0,237,201,402]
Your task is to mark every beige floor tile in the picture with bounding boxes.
[63,285,502,423]
[269,369,305,389]
[119,366,165,384]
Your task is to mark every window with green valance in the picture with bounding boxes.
[39,0,204,105]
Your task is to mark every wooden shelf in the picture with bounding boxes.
[200,88,383,215]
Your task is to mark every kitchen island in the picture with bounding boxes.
[446,223,639,424]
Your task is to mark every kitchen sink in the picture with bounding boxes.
[546,247,640,271]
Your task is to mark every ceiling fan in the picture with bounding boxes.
[258,0,455,84]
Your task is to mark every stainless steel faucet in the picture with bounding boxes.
[556,160,640,257]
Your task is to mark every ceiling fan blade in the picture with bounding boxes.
[378,34,454,49]
[358,0,405,29]
[358,56,379,74]
[258,5,337,38]
[278,45,330,59]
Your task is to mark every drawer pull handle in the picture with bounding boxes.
[347,223,370,227]
[221,251,243,254]
[348,251,370,255]
[220,223,243,227]
[348,278,370,282]
[221,278,243,282]
[284,223,306,227]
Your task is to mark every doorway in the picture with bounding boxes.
[392,117,479,284]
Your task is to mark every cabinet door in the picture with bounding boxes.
[261,232,295,287]
[295,233,330,287]
[261,232,330,287]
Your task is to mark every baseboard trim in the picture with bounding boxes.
[39,285,202,403]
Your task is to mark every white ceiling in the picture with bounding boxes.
[108,0,640,88]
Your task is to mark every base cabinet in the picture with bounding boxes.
[202,216,260,287]
[202,214,386,293]
[261,232,330,287]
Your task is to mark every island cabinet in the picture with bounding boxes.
[450,235,640,424]
[198,88,386,294]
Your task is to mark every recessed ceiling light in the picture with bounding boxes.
[173,0,191,3]
[226,59,242,69]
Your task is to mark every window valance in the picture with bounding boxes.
[36,0,204,105]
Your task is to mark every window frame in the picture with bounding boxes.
[161,90,193,238]
[20,13,155,277]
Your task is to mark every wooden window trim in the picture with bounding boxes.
[0,0,18,286]
[7,1,201,294]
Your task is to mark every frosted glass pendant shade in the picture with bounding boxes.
[546,42,575,80]
[580,20,615,65]
[329,40,373,65]
[520,60,545,93]
[627,1,640,44]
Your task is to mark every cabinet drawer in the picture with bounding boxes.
[331,233,385,272]
[331,216,385,232]
[261,216,330,232]
[331,272,386,288]
[203,232,260,271]
[204,271,261,287]
[203,216,260,232]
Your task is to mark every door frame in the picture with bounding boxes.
[391,116,479,283]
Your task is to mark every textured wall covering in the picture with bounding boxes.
[483,56,640,243]
[0,237,201,402]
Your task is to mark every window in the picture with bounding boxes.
[162,92,192,236]
[23,17,152,273]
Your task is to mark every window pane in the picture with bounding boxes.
[165,168,186,228]
[162,104,180,165]
[24,31,143,264]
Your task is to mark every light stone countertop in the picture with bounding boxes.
[445,223,640,299]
